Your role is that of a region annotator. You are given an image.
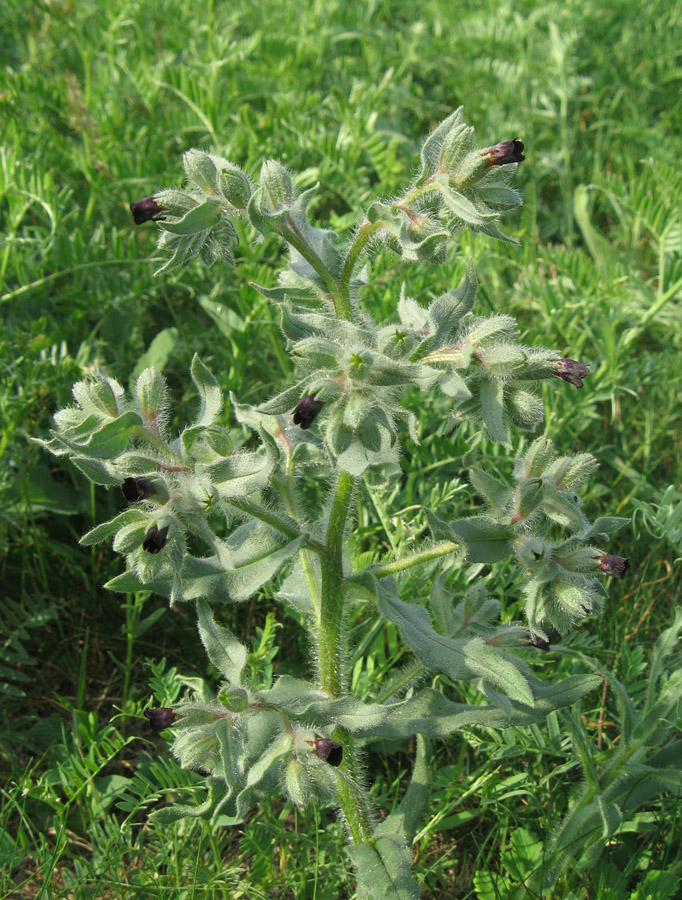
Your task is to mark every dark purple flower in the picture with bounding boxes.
[554,358,590,388]
[143,525,169,554]
[484,140,525,167]
[597,555,629,578]
[130,196,165,225]
[293,394,323,430]
[122,476,153,503]
[144,707,177,732]
[527,629,560,652]
[310,738,343,767]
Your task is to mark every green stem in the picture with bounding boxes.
[334,726,375,844]
[227,497,324,552]
[395,180,442,209]
[318,470,354,696]
[280,215,352,321]
[316,470,376,845]
[369,541,459,578]
[374,659,425,705]
[339,219,381,300]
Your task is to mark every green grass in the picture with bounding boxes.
[1,0,681,897]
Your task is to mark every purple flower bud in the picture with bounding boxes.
[293,394,323,430]
[310,737,343,767]
[554,358,590,388]
[526,628,560,652]
[484,140,525,167]
[597,555,629,578]
[122,476,153,503]
[143,525,169,554]
[144,707,177,733]
[130,196,165,225]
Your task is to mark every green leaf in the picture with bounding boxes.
[104,568,173,596]
[61,411,143,459]
[542,483,585,529]
[68,456,119,487]
[207,446,276,499]
[161,198,223,235]
[448,515,513,563]
[579,517,630,541]
[135,368,168,419]
[257,379,312,415]
[196,600,248,685]
[375,735,429,845]
[439,370,471,399]
[342,677,601,739]
[190,355,223,427]
[377,583,533,704]
[350,837,420,900]
[183,149,219,193]
[178,528,305,603]
[149,785,219,826]
[80,508,148,546]
[469,466,512,517]
[416,107,464,182]
[438,184,486,226]
[479,379,509,445]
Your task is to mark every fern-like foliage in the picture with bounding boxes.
[0,594,56,699]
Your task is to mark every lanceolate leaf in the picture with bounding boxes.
[479,379,508,445]
[261,675,600,742]
[447,515,514,563]
[190,355,224,427]
[80,508,148,546]
[178,530,306,603]
[206,445,276,499]
[350,837,420,900]
[336,678,601,739]
[468,466,512,517]
[196,600,248,685]
[377,583,533,705]
[376,735,429,845]
[161,198,223,235]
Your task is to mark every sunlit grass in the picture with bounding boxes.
[1,0,680,897]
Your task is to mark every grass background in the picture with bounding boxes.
[1,0,681,897]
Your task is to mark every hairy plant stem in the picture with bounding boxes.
[319,470,354,696]
[317,470,376,844]
[374,659,426,705]
[227,497,324,552]
[334,725,375,844]
[339,219,382,298]
[370,540,460,577]
[280,216,353,321]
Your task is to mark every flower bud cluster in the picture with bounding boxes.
[456,437,629,635]
[385,264,588,446]
[257,307,422,479]
[38,357,304,605]
[146,664,344,815]
[132,110,525,283]
[130,149,253,274]
[254,263,592,474]
[404,108,525,247]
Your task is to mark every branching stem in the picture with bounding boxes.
[369,541,460,577]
